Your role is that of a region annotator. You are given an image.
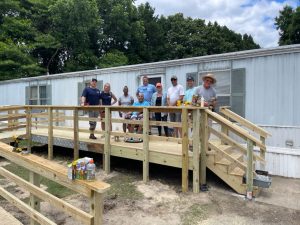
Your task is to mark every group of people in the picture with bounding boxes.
[81,74,217,139]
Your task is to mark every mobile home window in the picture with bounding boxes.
[198,70,230,113]
[25,85,51,105]
[198,69,245,117]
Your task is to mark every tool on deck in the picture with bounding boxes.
[12,135,28,154]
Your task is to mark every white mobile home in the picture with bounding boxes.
[1,44,300,178]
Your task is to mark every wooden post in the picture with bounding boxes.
[14,109,19,128]
[73,108,79,160]
[104,107,111,173]
[192,109,201,193]
[221,115,229,144]
[260,136,266,170]
[55,109,59,126]
[29,171,40,225]
[7,110,13,128]
[90,191,104,225]
[143,108,149,183]
[181,108,189,193]
[26,107,32,153]
[200,109,208,189]
[246,138,254,200]
[48,107,53,160]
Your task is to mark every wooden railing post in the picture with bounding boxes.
[200,109,208,190]
[14,109,19,128]
[48,107,53,160]
[90,191,104,225]
[29,171,41,225]
[143,107,149,183]
[104,107,111,174]
[182,108,189,193]
[221,115,229,144]
[55,109,59,126]
[246,138,254,200]
[7,110,13,128]
[260,136,266,170]
[73,108,79,160]
[192,109,201,193]
[26,107,32,153]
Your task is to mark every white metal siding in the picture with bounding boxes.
[233,52,300,126]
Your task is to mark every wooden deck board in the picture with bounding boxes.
[0,128,194,170]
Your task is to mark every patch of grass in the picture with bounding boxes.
[106,173,143,200]
[182,203,213,225]
[3,163,74,198]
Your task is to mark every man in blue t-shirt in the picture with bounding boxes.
[128,93,150,133]
[136,76,156,104]
[81,78,101,139]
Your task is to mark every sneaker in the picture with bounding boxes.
[89,134,97,139]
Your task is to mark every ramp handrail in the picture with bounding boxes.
[0,141,110,225]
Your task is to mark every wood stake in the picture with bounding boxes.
[48,107,53,160]
[192,109,200,193]
[73,109,79,160]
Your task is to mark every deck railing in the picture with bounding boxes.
[0,105,268,197]
[0,141,110,225]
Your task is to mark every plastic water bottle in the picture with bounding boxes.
[86,159,96,180]
[200,96,205,107]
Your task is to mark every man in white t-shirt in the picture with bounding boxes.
[167,75,184,137]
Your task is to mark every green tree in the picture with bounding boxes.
[0,0,46,80]
[275,5,300,45]
[98,49,128,68]
[49,0,103,72]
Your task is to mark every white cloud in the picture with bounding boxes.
[135,0,299,48]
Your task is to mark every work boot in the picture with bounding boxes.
[89,134,97,139]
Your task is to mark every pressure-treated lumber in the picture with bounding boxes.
[0,167,93,225]
[181,108,189,192]
[104,107,111,173]
[192,109,200,193]
[143,108,150,182]
[48,108,53,160]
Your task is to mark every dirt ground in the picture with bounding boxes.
[0,147,299,225]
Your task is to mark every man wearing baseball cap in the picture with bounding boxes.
[183,76,196,103]
[167,75,184,137]
[81,78,101,139]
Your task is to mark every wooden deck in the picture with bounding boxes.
[0,128,195,170]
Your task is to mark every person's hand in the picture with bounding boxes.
[81,102,85,106]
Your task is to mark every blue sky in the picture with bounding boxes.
[135,0,299,48]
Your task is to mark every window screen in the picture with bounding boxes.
[198,70,230,112]
[25,85,51,105]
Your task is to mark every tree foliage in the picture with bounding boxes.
[0,0,260,81]
[275,5,300,45]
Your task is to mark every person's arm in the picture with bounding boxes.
[118,97,122,117]
[111,93,117,105]
[130,96,134,105]
[80,96,86,106]
[167,89,171,106]
[136,87,140,98]
[179,85,185,101]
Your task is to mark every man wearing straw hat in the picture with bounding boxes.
[194,73,217,111]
